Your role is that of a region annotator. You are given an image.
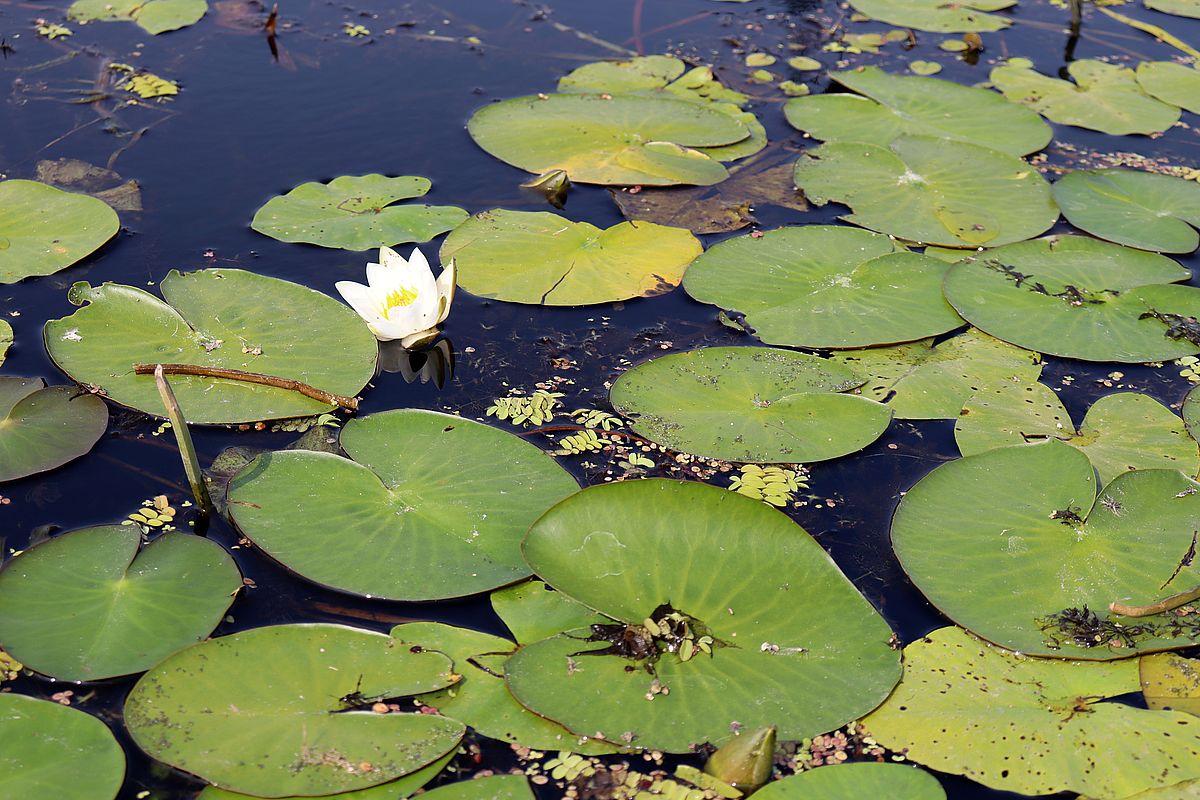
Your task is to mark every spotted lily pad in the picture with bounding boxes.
[864,627,1200,797]
[955,383,1198,484]
[68,0,205,32]
[1185,384,1200,442]
[609,346,893,463]
[829,329,1042,419]
[125,624,465,797]
[753,764,945,799]
[1137,62,1200,114]
[784,67,1050,156]
[197,754,455,800]
[557,56,764,163]
[682,225,962,348]
[467,94,750,186]
[228,410,579,600]
[1142,653,1200,715]
[251,175,468,251]
[892,440,1200,658]
[793,135,1057,247]
[943,235,1200,362]
[438,209,700,305]
[846,0,1013,31]
[506,480,901,751]
[990,60,1180,135]
[43,269,378,424]
[0,526,240,681]
[0,180,119,284]
[0,694,125,800]
[1053,169,1200,254]
[390,622,615,754]
[0,377,108,483]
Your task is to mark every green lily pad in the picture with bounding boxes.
[125,623,465,798]
[783,67,1051,156]
[69,0,206,33]
[421,776,534,800]
[390,622,614,754]
[43,269,378,424]
[557,57,764,163]
[0,694,125,800]
[892,440,1200,658]
[0,320,10,365]
[955,383,1198,484]
[1142,653,1200,716]
[198,753,455,800]
[0,377,108,483]
[0,180,119,284]
[942,235,1200,362]
[864,626,1200,797]
[1052,168,1200,254]
[682,225,962,348]
[250,175,468,251]
[1145,0,1200,17]
[491,580,606,644]
[0,526,240,681]
[846,0,1013,31]
[609,346,893,463]
[793,135,1057,248]
[753,764,945,799]
[990,60,1180,135]
[829,329,1042,419]
[228,409,579,600]
[1137,62,1200,114]
[467,94,750,186]
[438,209,700,305]
[506,479,901,751]
[1184,384,1200,442]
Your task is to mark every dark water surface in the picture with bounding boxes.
[1,0,1199,797]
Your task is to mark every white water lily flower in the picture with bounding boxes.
[335,246,455,349]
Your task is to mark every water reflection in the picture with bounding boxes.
[379,337,456,388]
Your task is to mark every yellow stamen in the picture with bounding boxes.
[381,286,418,315]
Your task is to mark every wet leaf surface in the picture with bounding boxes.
[0,377,108,483]
[0,180,119,284]
[1053,168,1200,254]
[0,694,125,800]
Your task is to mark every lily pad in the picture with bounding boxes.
[753,764,945,799]
[125,623,465,797]
[390,622,615,754]
[682,225,962,348]
[891,440,1200,658]
[609,346,893,463]
[864,627,1200,797]
[1142,653,1200,715]
[491,580,606,644]
[0,180,119,284]
[990,60,1180,135]
[784,67,1051,156]
[1053,168,1200,254]
[942,235,1200,362]
[506,479,902,751]
[0,526,240,681]
[0,377,108,483]
[846,0,1014,31]
[1137,62,1200,114]
[557,57,764,163]
[1145,0,1200,17]
[68,0,205,33]
[251,175,467,251]
[829,329,1042,419]
[955,383,1198,484]
[793,135,1057,248]
[438,209,700,305]
[0,694,125,800]
[422,777,534,800]
[467,94,750,186]
[0,321,10,365]
[43,269,378,424]
[198,753,455,800]
[228,409,579,600]
[1185,384,1200,442]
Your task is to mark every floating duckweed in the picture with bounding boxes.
[553,429,606,455]
[0,648,22,682]
[122,495,177,530]
[729,465,807,507]
[543,752,597,782]
[109,64,179,100]
[343,23,370,37]
[487,390,564,426]
[571,408,625,431]
[35,22,72,38]
[1175,355,1200,383]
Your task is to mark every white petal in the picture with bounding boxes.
[407,246,438,301]
[401,327,439,349]
[379,246,405,268]
[434,259,456,325]
[335,281,382,323]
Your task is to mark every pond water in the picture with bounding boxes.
[2,0,1200,797]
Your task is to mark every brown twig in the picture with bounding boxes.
[133,363,359,410]
[1110,584,1200,618]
